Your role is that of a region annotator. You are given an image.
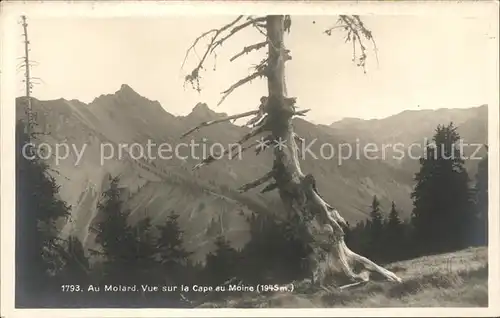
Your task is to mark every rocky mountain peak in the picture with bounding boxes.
[116,84,141,98]
[189,102,227,120]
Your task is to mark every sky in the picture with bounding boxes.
[14,13,499,125]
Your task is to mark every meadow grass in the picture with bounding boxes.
[200,246,488,308]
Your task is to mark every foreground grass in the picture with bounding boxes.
[200,246,488,308]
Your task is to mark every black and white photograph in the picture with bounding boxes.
[1,1,499,317]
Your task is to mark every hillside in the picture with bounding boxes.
[329,106,487,147]
[328,105,488,176]
[196,247,488,308]
[16,84,488,262]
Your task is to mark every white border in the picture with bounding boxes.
[1,1,499,317]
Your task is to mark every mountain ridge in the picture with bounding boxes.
[16,84,488,262]
[330,105,488,127]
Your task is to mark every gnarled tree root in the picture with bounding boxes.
[296,174,402,288]
[307,238,402,289]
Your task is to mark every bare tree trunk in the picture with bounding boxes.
[264,15,401,286]
[182,14,402,287]
[21,15,34,137]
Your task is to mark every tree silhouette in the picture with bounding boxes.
[179,15,400,287]
[94,176,157,303]
[203,235,241,287]
[411,123,475,254]
[387,202,402,226]
[15,119,71,306]
[344,220,371,258]
[384,201,406,262]
[156,211,193,285]
[239,212,309,285]
[474,150,488,246]
[368,195,385,261]
[132,216,159,283]
[57,235,91,284]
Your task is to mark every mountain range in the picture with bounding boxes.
[16,84,488,262]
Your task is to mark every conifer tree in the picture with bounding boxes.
[203,235,241,287]
[344,221,370,257]
[384,201,406,261]
[94,177,143,285]
[474,152,488,245]
[15,119,71,305]
[156,211,193,285]
[152,211,197,306]
[368,195,385,261]
[58,235,91,284]
[239,212,309,285]
[387,202,402,227]
[411,123,475,254]
[133,216,159,284]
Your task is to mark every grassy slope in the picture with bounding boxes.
[200,247,488,308]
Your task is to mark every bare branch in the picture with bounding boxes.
[180,109,259,139]
[17,61,38,69]
[217,69,266,106]
[229,139,260,160]
[183,16,244,90]
[253,23,267,37]
[236,125,266,146]
[192,125,266,170]
[247,15,267,36]
[353,15,379,66]
[294,109,311,116]
[230,41,267,62]
[251,115,268,129]
[183,16,268,93]
[245,112,266,127]
[245,96,268,127]
[210,17,267,55]
[230,126,271,159]
[238,170,274,193]
[192,155,217,171]
[324,25,349,35]
[261,182,279,193]
[325,15,378,73]
[181,28,218,70]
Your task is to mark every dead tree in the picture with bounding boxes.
[181,15,401,288]
[19,15,42,137]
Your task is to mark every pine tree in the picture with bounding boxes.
[15,119,71,306]
[53,235,93,306]
[474,152,488,246]
[239,212,309,285]
[388,202,402,227]
[384,201,406,261]
[58,236,90,283]
[203,235,241,287]
[156,211,193,285]
[411,123,475,254]
[133,216,159,283]
[152,211,197,306]
[368,195,385,261]
[94,177,144,285]
[370,196,385,233]
[344,220,371,258]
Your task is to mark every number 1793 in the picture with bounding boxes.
[61,284,81,292]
